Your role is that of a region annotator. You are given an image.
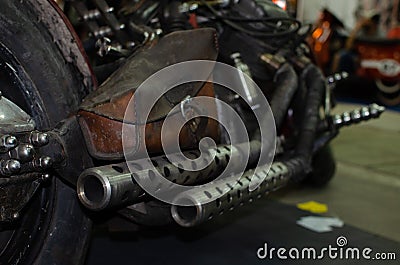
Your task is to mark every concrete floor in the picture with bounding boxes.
[273,102,400,242]
[88,102,400,265]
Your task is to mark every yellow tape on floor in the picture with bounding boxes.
[297,201,328,214]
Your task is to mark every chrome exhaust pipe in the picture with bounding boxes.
[171,162,289,227]
[331,103,385,128]
[77,103,385,213]
[77,141,261,211]
[77,164,143,211]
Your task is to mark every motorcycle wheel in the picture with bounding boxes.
[0,1,94,264]
[375,79,400,106]
[304,145,337,187]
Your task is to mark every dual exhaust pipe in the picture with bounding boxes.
[77,104,384,226]
[77,59,385,226]
[77,141,260,211]
[77,159,289,227]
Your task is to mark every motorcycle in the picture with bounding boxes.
[0,1,385,264]
[310,8,400,106]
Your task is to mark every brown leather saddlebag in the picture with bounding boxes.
[78,28,220,160]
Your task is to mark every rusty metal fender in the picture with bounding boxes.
[79,28,220,160]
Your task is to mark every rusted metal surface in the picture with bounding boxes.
[79,28,220,159]
[33,0,97,92]
[80,28,218,118]
[78,82,219,159]
[78,111,126,159]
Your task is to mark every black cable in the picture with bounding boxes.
[211,15,301,33]
[214,16,301,24]
[199,0,301,38]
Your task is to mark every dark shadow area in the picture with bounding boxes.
[335,77,400,112]
[86,199,400,265]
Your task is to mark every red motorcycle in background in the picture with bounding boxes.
[310,8,400,106]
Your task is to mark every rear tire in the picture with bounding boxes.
[304,145,336,187]
[0,0,94,264]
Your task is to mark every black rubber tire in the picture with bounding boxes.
[0,1,93,264]
[304,145,336,187]
[377,91,400,107]
[375,79,400,106]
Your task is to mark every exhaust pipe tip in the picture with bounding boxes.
[171,197,203,227]
[77,170,111,211]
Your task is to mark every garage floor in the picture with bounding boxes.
[273,102,400,242]
[87,200,400,265]
[87,102,400,265]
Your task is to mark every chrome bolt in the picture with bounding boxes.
[42,157,52,168]
[35,156,53,169]
[369,104,379,117]
[333,114,343,126]
[41,173,51,182]
[327,76,335,84]
[6,136,17,146]
[30,131,49,147]
[1,159,21,176]
[351,109,361,122]
[361,107,370,119]
[334,73,342,81]
[0,135,18,152]
[369,104,385,118]
[8,160,21,173]
[18,144,35,162]
[342,112,351,124]
[376,104,386,113]
[83,9,101,21]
